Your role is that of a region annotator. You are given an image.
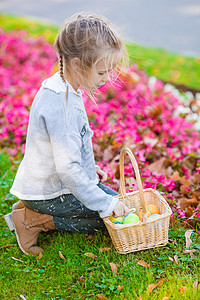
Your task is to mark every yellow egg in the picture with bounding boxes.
[139,204,159,220]
[109,214,124,223]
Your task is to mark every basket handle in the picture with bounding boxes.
[119,145,147,223]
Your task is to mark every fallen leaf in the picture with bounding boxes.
[103,145,114,161]
[192,189,200,201]
[169,256,174,262]
[36,252,43,259]
[148,103,163,117]
[96,294,108,300]
[193,279,198,289]
[170,171,190,187]
[148,157,169,174]
[174,255,179,264]
[117,285,123,291]
[102,265,107,273]
[185,230,193,248]
[84,252,97,259]
[109,262,118,275]
[11,257,24,263]
[179,197,198,211]
[78,275,84,283]
[157,278,166,286]
[179,286,187,293]
[160,297,169,300]
[3,244,13,249]
[143,137,158,148]
[86,235,94,240]
[59,251,66,261]
[147,283,157,293]
[184,249,196,258]
[184,249,196,253]
[20,295,27,300]
[190,252,196,258]
[137,260,149,268]
[99,248,111,253]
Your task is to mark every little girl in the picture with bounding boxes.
[4,12,130,255]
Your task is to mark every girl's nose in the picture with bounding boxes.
[104,73,110,82]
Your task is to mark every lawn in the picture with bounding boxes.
[0,13,200,300]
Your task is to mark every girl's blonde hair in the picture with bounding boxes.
[53,12,130,104]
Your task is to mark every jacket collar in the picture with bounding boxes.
[41,72,82,96]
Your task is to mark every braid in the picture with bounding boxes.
[59,55,65,83]
[58,54,69,106]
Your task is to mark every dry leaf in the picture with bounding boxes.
[193,279,198,289]
[103,146,114,161]
[117,285,123,291]
[160,297,169,300]
[20,295,27,300]
[192,189,200,201]
[137,260,149,268]
[3,244,13,249]
[185,230,193,248]
[36,252,43,259]
[147,283,157,293]
[148,157,169,174]
[184,249,196,253]
[109,262,118,275]
[59,251,66,261]
[169,257,174,262]
[143,137,158,147]
[179,286,187,293]
[157,278,166,286]
[84,252,96,258]
[179,197,198,211]
[184,249,196,258]
[96,294,108,300]
[11,257,24,263]
[99,248,111,253]
[190,252,196,258]
[174,255,179,264]
[170,171,190,187]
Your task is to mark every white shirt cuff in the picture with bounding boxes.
[99,196,119,218]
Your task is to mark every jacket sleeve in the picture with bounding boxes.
[43,94,119,218]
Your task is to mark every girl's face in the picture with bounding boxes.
[87,55,120,91]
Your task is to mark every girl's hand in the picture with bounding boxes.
[112,201,130,218]
[96,165,108,182]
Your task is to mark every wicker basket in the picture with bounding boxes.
[103,146,172,254]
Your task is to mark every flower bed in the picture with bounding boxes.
[0,28,199,232]
[0,28,57,154]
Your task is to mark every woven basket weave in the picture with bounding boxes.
[103,146,172,254]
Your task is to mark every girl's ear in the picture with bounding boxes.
[71,57,81,71]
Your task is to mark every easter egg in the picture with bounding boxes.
[113,221,123,224]
[139,204,159,220]
[109,215,124,224]
[148,214,160,220]
[123,213,139,224]
[147,204,159,215]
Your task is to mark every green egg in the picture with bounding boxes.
[123,213,139,224]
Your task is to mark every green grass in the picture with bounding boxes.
[1,13,200,299]
[1,152,200,299]
[0,12,200,91]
